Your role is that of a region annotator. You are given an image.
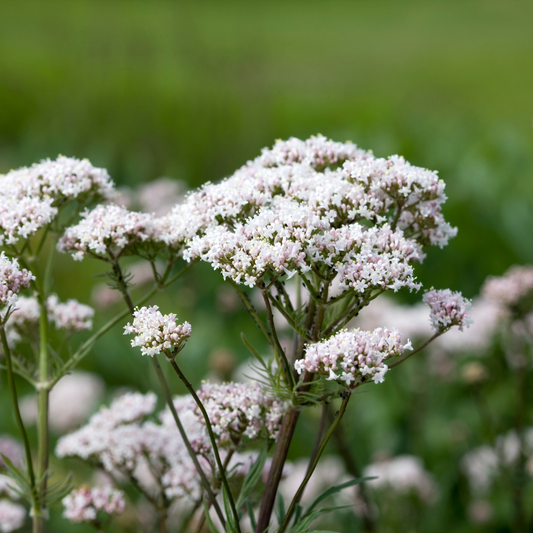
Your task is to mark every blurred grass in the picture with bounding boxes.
[0,1,533,531]
[1,0,532,296]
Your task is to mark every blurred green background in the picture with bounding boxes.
[1,1,533,531]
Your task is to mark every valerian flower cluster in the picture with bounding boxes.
[0,137,475,533]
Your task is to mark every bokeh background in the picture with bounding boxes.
[1,1,532,532]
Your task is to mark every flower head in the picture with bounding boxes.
[159,135,455,294]
[57,204,157,261]
[482,265,533,318]
[0,500,26,532]
[0,253,34,310]
[196,382,287,446]
[0,157,115,246]
[124,306,191,357]
[295,327,411,386]
[62,486,125,524]
[423,289,473,332]
[363,455,437,503]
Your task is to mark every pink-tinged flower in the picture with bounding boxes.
[0,500,26,532]
[57,204,157,261]
[1,156,114,204]
[161,135,454,293]
[19,371,104,433]
[4,295,93,346]
[363,455,437,504]
[62,486,125,524]
[0,436,24,469]
[482,265,533,315]
[196,382,287,446]
[0,196,57,246]
[0,475,19,500]
[295,327,411,386]
[124,306,191,357]
[0,253,34,310]
[0,157,115,246]
[55,390,259,505]
[423,289,473,332]
[47,295,94,332]
[136,177,186,217]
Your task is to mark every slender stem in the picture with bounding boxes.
[229,280,272,342]
[152,357,226,526]
[0,326,37,497]
[329,403,376,532]
[388,332,441,368]
[260,289,295,388]
[256,408,300,533]
[35,291,50,533]
[278,392,352,533]
[287,404,329,510]
[169,359,242,533]
[112,260,226,527]
[193,450,235,533]
[512,362,527,533]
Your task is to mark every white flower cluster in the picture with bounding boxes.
[155,135,454,291]
[46,294,94,332]
[20,371,104,433]
[0,436,24,469]
[57,204,156,261]
[423,289,473,332]
[0,253,34,310]
[62,485,125,524]
[0,157,114,246]
[295,327,412,386]
[56,392,159,471]
[0,500,25,533]
[363,455,437,504]
[196,382,287,446]
[482,265,533,313]
[56,391,263,504]
[461,428,533,495]
[5,295,93,346]
[0,475,19,500]
[124,306,191,357]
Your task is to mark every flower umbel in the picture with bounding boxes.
[124,305,192,357]
[295,327,412,386]
[423,289,473,333]
[62,485,125,524]
[0,253,34,311]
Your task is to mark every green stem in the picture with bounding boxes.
[388,332,441,369]
[0,325,37,500]
[169,359,242,533]
[111,260,226,527]
[260,289,295,388]
[278,392,352,533]
[35,294,50,533]
[152,357,226,527]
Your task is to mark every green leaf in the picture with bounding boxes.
[236,447,268,509]
[275,492,286,526]
[304,477,373,517]
[241,333,268,369]
[43,472,73,506]
[1,454,34,504]
[289,505,355,533]
[246,500,257,532]
[203,499,221,533]
[222,485,238,533]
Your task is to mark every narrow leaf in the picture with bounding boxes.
[241,333,268,369]
[275,492,285,526]
[236,447,268,509]
[203,500,221,533]
[304,477,373,517]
